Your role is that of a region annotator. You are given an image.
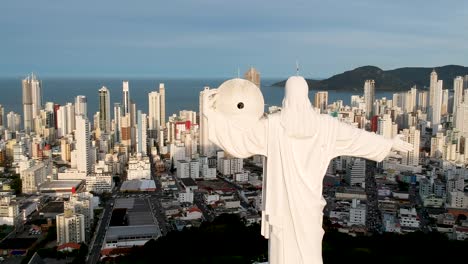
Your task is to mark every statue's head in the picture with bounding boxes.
[215,78,264,129]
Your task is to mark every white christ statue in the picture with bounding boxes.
[204,76,412,264]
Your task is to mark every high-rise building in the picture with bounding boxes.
[6,112,21,132]
[244,67,261,88]
[441,89,449,116]
[98,87,111,132]
[429,69,438,107]
[314,91,328,113]
[148,91,161,130]
[22,74,41,134]
[75,95,87,117]
[56,103,75,138]
[136,110,147,155]
[0,104,4,128]
[418,91,428,112]
[56,210,85,245]
[121,115,131,149]
[455,102,468,137]
[123,81,130,115]
[432,80,443,127]
[405,86,417,113]
[199,87,217,156]
[401,127,420,166]
[113,103,122,143]
[75,115,91,174]
[364,80,375,119]
[64,193,94,241]
[453,76,464,118]
[159,83,166,128]
[345,158,366,186]
[377,114,394,139]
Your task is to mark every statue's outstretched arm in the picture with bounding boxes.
[204,90,267,158]
[330,116,411,161]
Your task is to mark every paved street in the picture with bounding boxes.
[87,199,113,264]
[365,162,383,233]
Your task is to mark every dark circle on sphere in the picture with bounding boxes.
[237,102,244,109]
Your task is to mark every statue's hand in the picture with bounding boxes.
[391,135,414,153]
[203,90,218,118]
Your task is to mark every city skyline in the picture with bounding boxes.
[1,1,468,78]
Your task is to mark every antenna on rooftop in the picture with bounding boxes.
[237,67,240,78]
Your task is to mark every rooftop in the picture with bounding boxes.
[39,180,83,190]
[105,225,161,241]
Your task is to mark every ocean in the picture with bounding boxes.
[0,78,394,119]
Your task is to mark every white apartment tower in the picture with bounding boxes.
[432,80,443,127]
[75,115,91,174]
[148,91,161,130]
[159,83,166,128]
[377,114,394,139]
[402,127,420,166]
[455,102,468,137]
[136,110,147,155]
[364,80,375,119]
[453,76,464,118]
[75,95,87,117]
[429,69,438,108]
[199,87,217,156]
[56,210,86,245]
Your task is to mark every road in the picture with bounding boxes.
[87,199,113,264]
[365,161,383,234]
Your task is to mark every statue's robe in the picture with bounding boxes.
[208,110,393,264]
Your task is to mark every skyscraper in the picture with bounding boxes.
[113,103,122,143]
[159,83,166,128]
[56,103,75,138]
[429,69,438,107]
[75,115,91,174]
[244,67,261,88]
[453,76,464,117]
[136,110,147,155]
[377,114,394,139]
[22,74,41,134]
[455,102,468,137]
[402,127,420,166]
[418,91,428,112]
[98,87,111,132]
[75,95,87,117]
[364,80,375,119]
[123,81,130,115]
[199,87,217,156]
[405,86,417,113]
[314,91,328,113]
[121,115,131,149]
[6,111,21,132]
[148,91,161,130]
[0,104,4,128]
[441,89,449,116]
[432,80,443,127]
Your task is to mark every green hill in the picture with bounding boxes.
[273,65,468,91]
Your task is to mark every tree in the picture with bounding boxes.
[170,157,176,173]
[10,174,22,194]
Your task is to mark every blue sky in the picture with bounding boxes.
[1,0,467,78]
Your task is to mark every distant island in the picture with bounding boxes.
[272,65,468,91]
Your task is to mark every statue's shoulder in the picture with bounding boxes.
[265,111,281,122]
